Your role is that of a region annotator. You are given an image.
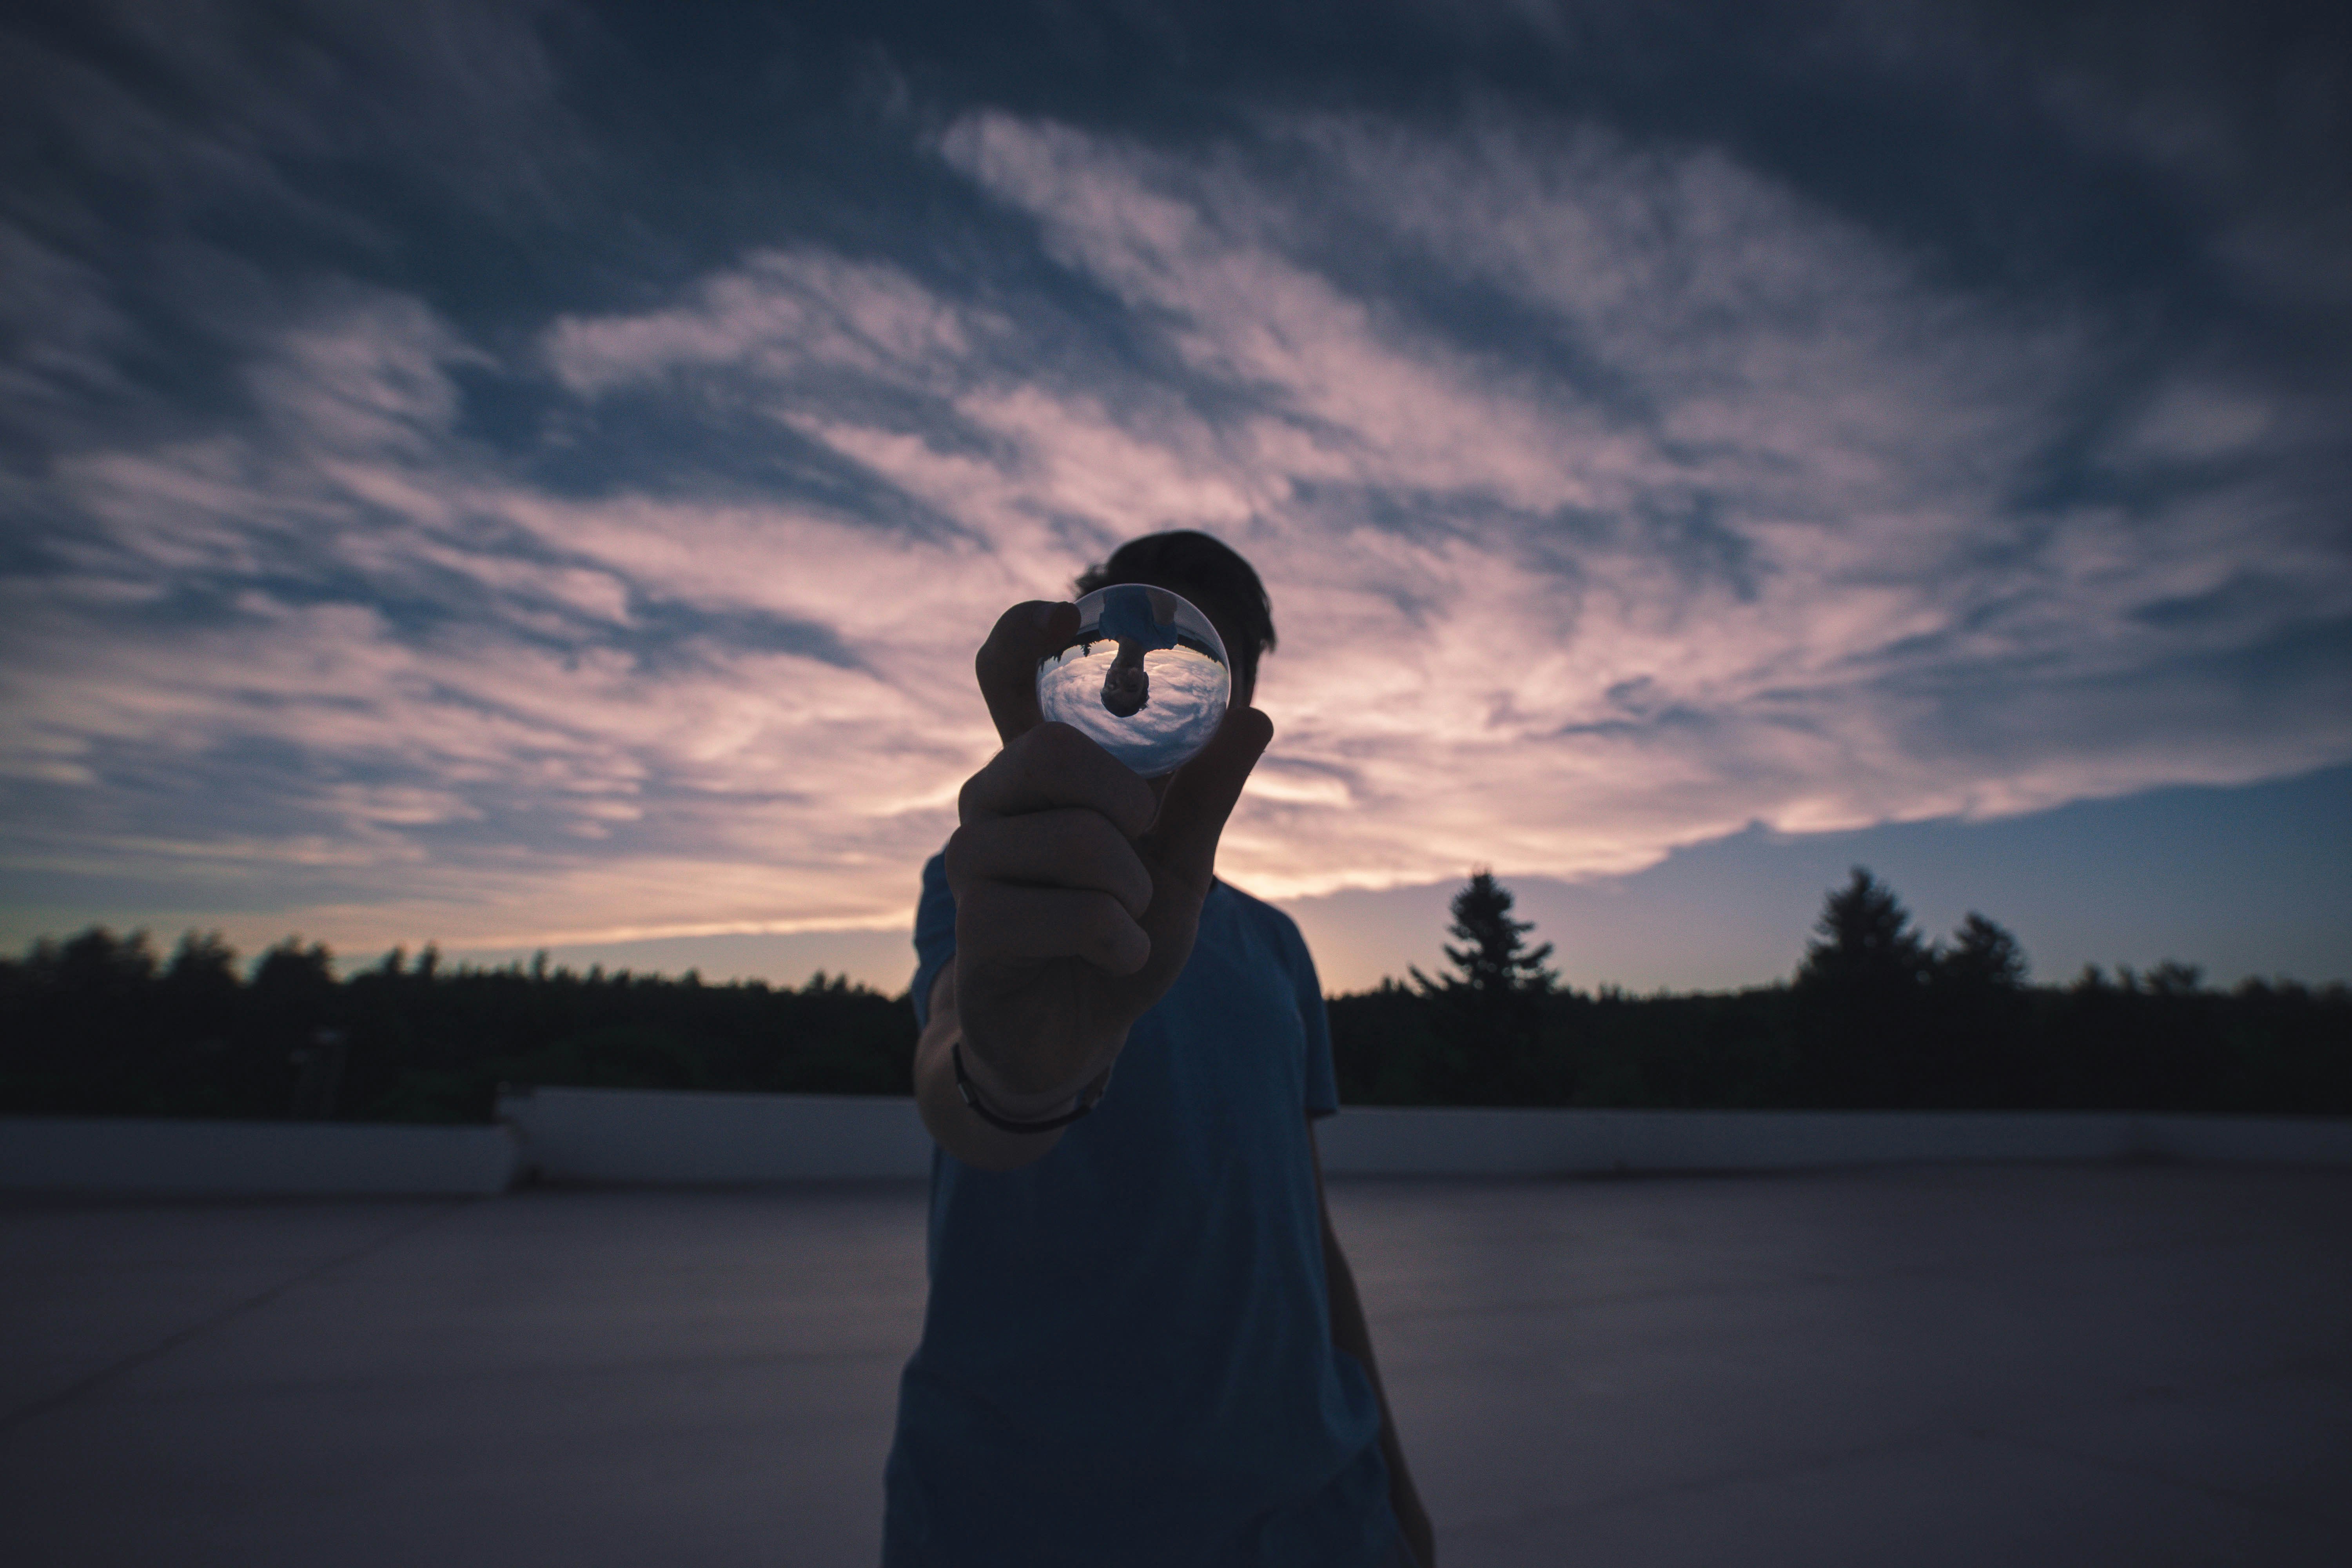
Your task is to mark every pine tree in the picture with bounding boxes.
[1938,913,2027,991]
[1794,868,1932,1107]
[1415,868,1555,997]
[1797,867,1931,992]
[1404,870,1558,1105]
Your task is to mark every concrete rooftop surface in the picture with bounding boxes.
[4,1164,2348,1567]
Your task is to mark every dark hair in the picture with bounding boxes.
[1075,530,1277,696]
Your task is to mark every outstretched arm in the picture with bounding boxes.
[1314,1122,1435,1566]
[918,600,1271,1172]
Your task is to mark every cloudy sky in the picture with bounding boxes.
[4,0,2348,993]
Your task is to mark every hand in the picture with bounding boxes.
[945,600,1272,1096]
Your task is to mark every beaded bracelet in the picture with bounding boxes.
[952,1040,1106,1133]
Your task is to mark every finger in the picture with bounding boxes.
[943,809,1154,922]
[956,882,1152,975]
[975,600,1081,747]
[1149,704,1274,877]
[960,723,1158,838]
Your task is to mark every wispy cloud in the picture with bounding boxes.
[2,2,2346,963]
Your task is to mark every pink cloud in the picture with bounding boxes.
[6,110,2347,957]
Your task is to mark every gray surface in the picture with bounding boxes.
[1,1116,520,1195]
[2,1166,2347,1566]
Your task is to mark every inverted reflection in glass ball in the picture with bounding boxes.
[1035,585,1232,777]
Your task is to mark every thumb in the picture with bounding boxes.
[1149,704,1274,878]
[975,600,1080,747]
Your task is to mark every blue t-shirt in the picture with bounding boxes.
[1097,583,1181,651]
[884,853,1394,1566]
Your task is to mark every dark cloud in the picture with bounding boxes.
[2,0,2346,958]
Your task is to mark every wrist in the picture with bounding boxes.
[953,1041,1110,1132]
[955,1029,1122,1116]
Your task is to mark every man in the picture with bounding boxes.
[883,532,1434,1566]
[1095,581,1181,717]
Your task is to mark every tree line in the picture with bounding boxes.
[0,937,914,1125]
[2,868,2345,1122]
[1329,869,2349,1114]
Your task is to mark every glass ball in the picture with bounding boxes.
[1035,585,1232,777]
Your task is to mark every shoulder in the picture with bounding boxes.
[912,850,957,964]
[917,851,953,920]
[1207,879,1313,971]
[907,852,959,1029]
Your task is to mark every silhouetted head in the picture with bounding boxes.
[1076,530,1275,705]
[1100,647,1150,717]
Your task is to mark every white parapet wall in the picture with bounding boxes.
[496,1087,2352,1185]
[0,1116,521,1196]
[2136,1112,2352,1167]
[498,1085,935,1184]
[11,1099,2347,1195]
[1309,1106,2145,1176]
